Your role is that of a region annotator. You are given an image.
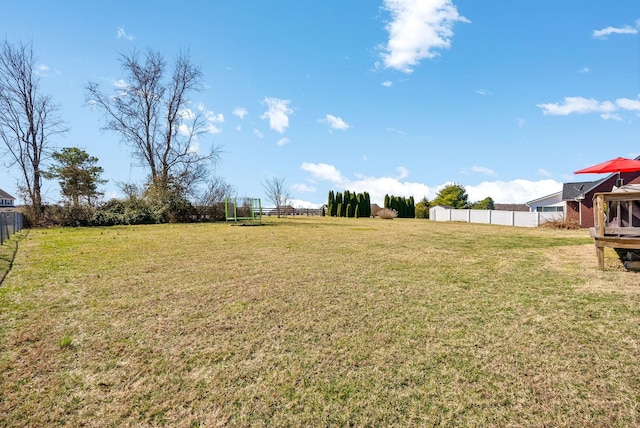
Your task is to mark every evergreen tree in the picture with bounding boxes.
[44,147,106,207]
[415,196,430,219]
[346,203,352,218]
[384,194,390,209]
[431,183,469,208]
[335,192,343,216]
[355,204,360,218]
[409,196,415,218]
[364,192,371,217]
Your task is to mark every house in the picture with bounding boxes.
[563,171,640,228]
[528,170,640,228]
[525,191,565,216]
[0,188,16,209]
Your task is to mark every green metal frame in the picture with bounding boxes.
[225,197,262,225]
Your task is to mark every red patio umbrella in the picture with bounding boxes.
[574,157,640,186]
[574,157,640,174]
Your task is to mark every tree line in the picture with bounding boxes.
[0,39,496,227]
[328,190,371,218]
[0,39,235,226]
[383,194,415,218]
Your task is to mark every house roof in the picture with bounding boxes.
[560,156,640,201]
[0,188,15,199]
[562,176,610,200]
[525,191,562,206]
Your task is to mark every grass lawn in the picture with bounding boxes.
[1,217,639,426]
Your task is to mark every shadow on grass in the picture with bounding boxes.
[0,230,27,287]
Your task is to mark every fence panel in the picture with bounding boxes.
[0,211,23,245]
[429,207,565,227]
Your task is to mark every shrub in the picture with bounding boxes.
[378,208,398,219]
[540,218,580,230]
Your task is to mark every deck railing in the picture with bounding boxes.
[591,191,640,270]
[593,191,640,237]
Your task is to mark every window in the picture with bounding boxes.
[537,206,563,212]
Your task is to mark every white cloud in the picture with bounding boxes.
[301,162,343,183]
[382,80,393,87]
[276,137,290,146]
[178,123,191,137]
[516,118,526,128]
[35,64,49,77]
[113,79,128,89]
[476,89,492,96]
[536,96,640,120]
[616,97,640,112]
[117,26,135,40]
[289,199,321,209]
[205,110,224,123]
[396,166,409,179]
[301,162,432,205]
[380,0,470,73]
[578,67,590,74]
[301,162,562,205]
[179,107,223,135]
[253,129,264,139]
[233,107,248,119]
[593,20,640,39]
[188,142,200,154]
[471,166,496,176]
[320,114,350,131]
[466,179,562,204]
[292,183,316,193]
[261,97,292,133]
[538,168,553,177]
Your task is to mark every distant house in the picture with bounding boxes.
[527,171,640,228]
[563,172,640,228]
[0,189,16,209]
[526,191,565,217]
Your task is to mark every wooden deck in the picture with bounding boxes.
[591,191,640,270]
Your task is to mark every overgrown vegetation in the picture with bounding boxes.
[377,207,398,219]
[540,218,581,230]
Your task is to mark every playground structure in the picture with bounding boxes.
[225,197,263,225]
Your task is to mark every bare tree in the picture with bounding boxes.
[0,39,67,223]
[262,177,291,218]
[86,48,219,200]
[195,176,236,221]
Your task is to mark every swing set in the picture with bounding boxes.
[225,197,263,225]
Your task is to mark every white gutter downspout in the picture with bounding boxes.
[576,195,585,227]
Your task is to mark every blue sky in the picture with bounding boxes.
[1,1,639,207]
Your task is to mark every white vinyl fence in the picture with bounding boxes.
[429,207,563,227]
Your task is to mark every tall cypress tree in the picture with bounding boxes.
[328,190,334,217]
[364,192,371,217]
